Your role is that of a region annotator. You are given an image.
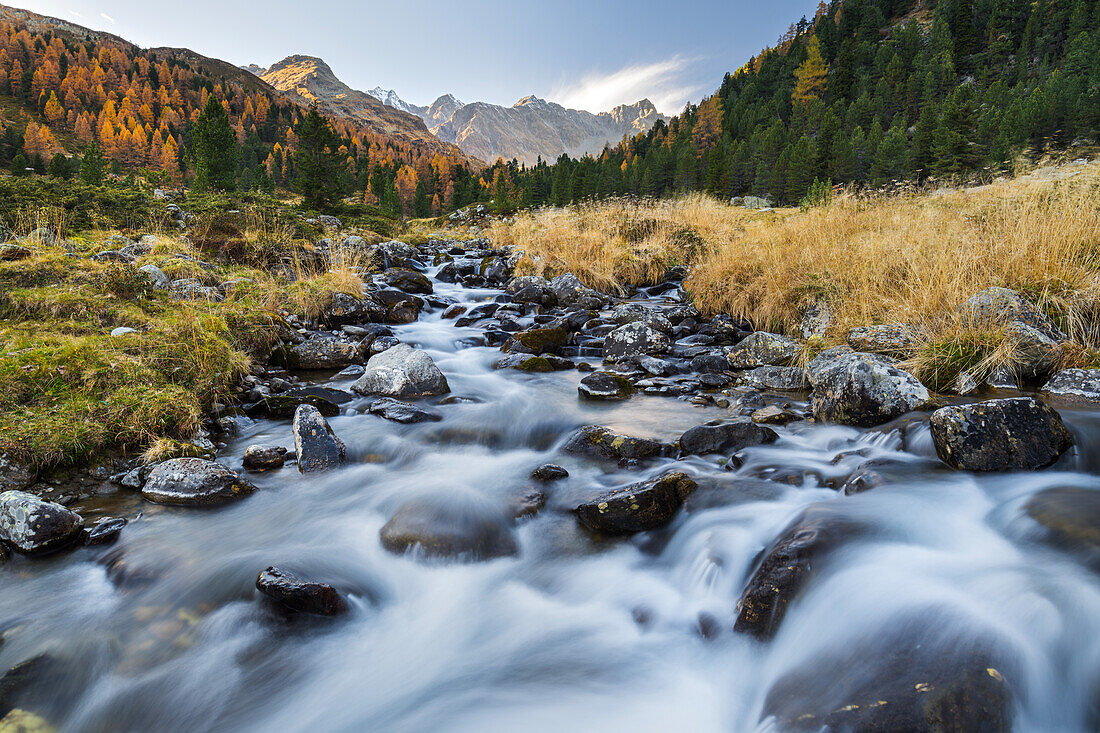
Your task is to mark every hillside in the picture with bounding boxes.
[486,0,1100,207]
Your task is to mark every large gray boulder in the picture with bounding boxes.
[930,397,1074,471]
[0,491,84,554]
[1043,368,1100,404]
[678,420,778,456]
[610,303,673,333]
[550,273,605,308]
[726,332,800,369]
[845,324,918,357]
[959,286,1066,341]
[142,458,256,505]
[293,404,346,473]
[275,336,363,370]
[808,349,930,427]
[351,344,450,397]
[575,472,697,534]
[602,321,671,363]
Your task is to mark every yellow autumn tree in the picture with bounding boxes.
[792,35,828,105]
[43,91,64,124]
[693,95,724,157]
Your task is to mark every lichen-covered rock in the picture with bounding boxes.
[293,405,346,473]
[383,267,433,295]
[550,273,606,308]
[368,397,442,424]
[799,300,831,339]
[959,286,1066,341]
[321,292,386,326]
[678,420,778,456]
[930,397,1074,471]
[273,336,363,370]
[575,472,697,534]
[561,425,665,462]
[1005,320,1062,380]
[0,491,84,555]
[734,505,859,639]
[351,344,450,397]
[1042,368,1100,404]
[256,566,348,616]
[726,332,801,369]
[505,275,557,306]
[142,458,256,505]
[578,372,634,401]
[845,323,918,357]
[379,497,518,561]
[169,278,223,301]
[504,326,569,355]
[808,350,930,427]
[242,445,287,471]
[0,453,35,492]
[738,366,808,391]
[602,321,671,363]
[611,303,673,333]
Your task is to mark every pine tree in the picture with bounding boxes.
[192,95,237,191]
[79,140,107,185]
[292,105,345,210]
[932,85,981,179]
[47,152,69,179]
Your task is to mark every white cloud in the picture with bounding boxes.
[68,9,81,17]
[548,56,704,116]
[99,12,116,24]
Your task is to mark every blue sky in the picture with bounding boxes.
[26,0,821,114]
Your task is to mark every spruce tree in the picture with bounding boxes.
[192,95,237,191]
[78,141,106,185]
[292,105,345,210]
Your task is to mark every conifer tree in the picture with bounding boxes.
[192,95,237,191]
[292,105,345,210]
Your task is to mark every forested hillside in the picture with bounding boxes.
[489,0,1100,208]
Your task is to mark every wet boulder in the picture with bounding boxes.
[845,323,918,357]
[379,496,518,561]
[141,458,256,506]
[602,321,671,363]
[506,275,557,307]
[561,425,665,462]
[726,332,801,369]
[575,472,697,534]
[252,390,342,419]
[368,397,442,424]
[1025,487,1100,561]
[293,405,346,473]
[738,366,808,391]
[256,566,348,616]
[242,445,287,471]
[383,267,433,295]
[504,326,569,355]
[751,405,801,425]
[273,336,363,370]
[761,624,1013,732]
[81,517,127,546]
[0,491,84,555]
[493,354,573,372]
[550,273,605,308]
[930,397,1073,471]
[1042,368,1100,405]
[578,372,634,401]
[809,349,930,427]
[351,344,450,397]
[321,292,386,327]
[734,505,860,639]
[678,420,778,456]
[531,464,569,481]
[611,303,673,333]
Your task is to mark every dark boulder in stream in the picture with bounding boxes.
[368,397,442,424]
[379,497,519,561]
[930,397,1073,471]
[142,458,256,506]
[577,372,634,401]
[0,491,84,555]
[575,472,697,534]
[293,405,346,473]
[256,566,349,616]
[678,420,777,456]
[561,425,666,462]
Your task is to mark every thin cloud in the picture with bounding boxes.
[549,56,704,116]
[68,9,81,17]
[99,12,116,24]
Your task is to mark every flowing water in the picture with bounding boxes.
[3,259,1100,732]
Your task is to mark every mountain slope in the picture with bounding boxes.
[429,95,665,165]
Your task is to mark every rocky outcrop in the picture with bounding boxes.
[0,491,84,554]
[351,344,450,397]
[808,348,930,426]
[575,472,697,534]
[141,458,256,506]
[293,405,346,473]
[930,397,1074,471]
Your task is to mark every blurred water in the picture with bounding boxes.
[2,273,1099,732]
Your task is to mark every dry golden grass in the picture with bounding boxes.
[493,165,1100,343]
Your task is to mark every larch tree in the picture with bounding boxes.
[792,35,828,105]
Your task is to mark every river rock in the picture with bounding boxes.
[845,323,918,357]
[274,336,363,370]
[81,516,127,546]
[575,472,697,534]
[578,372,634,401]
[734,505,860,639]
[808,349,930,427]
[254,391,342,419]
[761,625,1013,732]
[0,491,84,555]
[531,464,569,481]
[611,303,673,333]
[1005,320,1062,380]
[379,497,518,561]
[602,321,671,363]
[368,397,442,423]
[738,366,808,391]
[1042,368,1100,404]
[1025,487,1100,560]
[550,273,605,308]
[242,445,287,471]
[561,425,665,462]
[293,405,346,473]
[142,458,256,505]
[506,275,557,307]
[383,268,433,295]
[751,405,801,425]
[678,420,778,456]
[351,344,450,397]
[959,286,1066,341]
[505,326,569,355]
[726,332,800,369]
[256,566,348,616]
[930,397,1074,471]
[0,453,35,492]
[321,292,386,326]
